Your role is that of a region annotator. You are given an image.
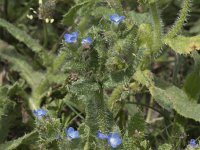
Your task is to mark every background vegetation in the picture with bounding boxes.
[1,0,200,149]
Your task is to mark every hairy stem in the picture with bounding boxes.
[95,83,109,133]
[165,0,191,39]
[150,2,162,53]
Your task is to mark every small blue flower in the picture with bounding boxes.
[33,108,47,118]
[109,14,125,25]
[65,127,80,140]
[64,32,78,43]
[189,139,198,148]
[96,131,108,139]
[81,37,92,45]
[107,133,122,148]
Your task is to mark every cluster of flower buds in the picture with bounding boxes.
[27,0,56,23]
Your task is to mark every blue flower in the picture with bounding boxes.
[65,127,80,140]
[96,131,122,148]
[109,14,125,25]
[81,37,92,45]
[189,139,198,148]
[64,32,78,43]
[96,131,108,139]
[33,108,47,118]
[107,133,122,148]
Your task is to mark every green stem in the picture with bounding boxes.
[150,2,162,53]
[165,0,191,39]
[67,104,85,120]
[29,97,37,110]
[43,21,48,47]
[145,96,154,123]
[172,54,180,85]
[3,0,8,20]
[95,83,109,133]
[126,101,168,119]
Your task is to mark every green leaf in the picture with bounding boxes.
[0,40,44,90]
[184,71,200,100]
[107,85,124,117]
[133,70,173,110]
[168,86,200,122]
[165,0,191,39]
[149,86,173,111]
[138,24,153,50]
[91,6,115,19]
[128,11,152,25]
[122,134,137,150]
[0,131,37,150]
[133,70,154,88]
[51,51,67,73]
[184,52,200,99]
[134,70,200,122]
[128,112,145,135]
[0,18,43,53]
[0,86,16,143]
[158,144,172,150]
[62,1,91,25]
[165,36,200,54]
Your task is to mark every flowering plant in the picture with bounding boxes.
[1,0,200,150]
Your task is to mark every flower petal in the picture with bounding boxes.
[64,32,78,43]
[65,127,80,139]
[189,139,198,148]
[33,108,47,118]
[109,14,125,25]
[81,37,92,45]
[96,131,108,139]
[108,133,122,148]
[71,32,78,38]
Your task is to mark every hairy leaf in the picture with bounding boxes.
[158,144,172,150]
[149,86,173,111]
[134,70,200,122]
[0,18,43,53]
[0,86,16,143]
[128,112,145,135]
[0,40,44,90]
[128,11,152,25]
[165,36,200,54]
[0,131,37,150]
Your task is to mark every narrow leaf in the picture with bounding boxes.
[0,18,43,53]
[0,40,44,89]
[0,131,37,150]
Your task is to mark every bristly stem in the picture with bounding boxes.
[165,0,191,39]
[150,2,162,53]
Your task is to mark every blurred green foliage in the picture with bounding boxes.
[0,0,200,149]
